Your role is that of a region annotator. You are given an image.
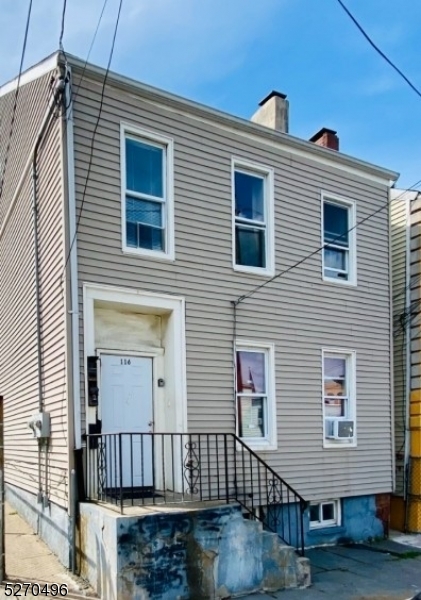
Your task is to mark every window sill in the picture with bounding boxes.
[308,525,345,536]
[237,440,277,452]
[322,276,357,287]
[122,246,175,262]
[233,264,274,278]
[323,439,356,449]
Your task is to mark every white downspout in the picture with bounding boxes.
[404,193,413,500]
[64,68,82,450]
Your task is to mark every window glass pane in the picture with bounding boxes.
[310,505,320,522]
[324,397,345,417]
[322,503,335,521]
[126,221,138,247]
[235,171,265,222]
[137,223,164,251]
[238,397,265,438]
[324,378,346,397]
[237,351,266,393]
[126,138,163,198]
[236,225,266,268]
[126,197,164,251]
[127,197,162,228]
[324,268,349,281]
[126,222,164,251]
[324,202,349,247]
[324,248,346,271]
[324,357,346,380]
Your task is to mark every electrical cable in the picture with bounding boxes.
[234,180,421,305]
[61,0,123,282]
[69,0,110,107]
[335,0,421,100]
[59,0,67,52]
[0,0,34,200]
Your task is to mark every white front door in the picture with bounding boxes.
[101,354,153,488]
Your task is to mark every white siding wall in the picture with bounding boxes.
[0,72,69,508]
[73,71,393,501]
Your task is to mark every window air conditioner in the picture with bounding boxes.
[325,419,354,440]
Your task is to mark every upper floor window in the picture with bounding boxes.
[323,349,356,448]
[121,124,174,260]
[233,160,274,276]
[322,195,356,285]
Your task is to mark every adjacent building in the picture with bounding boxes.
[391,188,421,533]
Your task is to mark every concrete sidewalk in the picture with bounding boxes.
[244,540,421,600]
[3,502,94,598]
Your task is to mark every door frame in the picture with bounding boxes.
[83,283,188,436]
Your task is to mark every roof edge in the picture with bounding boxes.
[1,51,398,185]
[64,53,398,185]
[0,52,59,98]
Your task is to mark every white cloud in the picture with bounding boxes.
[0,0,284,91]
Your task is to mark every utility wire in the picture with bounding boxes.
[59,0,67,52]
[0,0,34,200]
[335,0,421,100]
[69,0,110,106]
[235,180,421,305]
[61,0,123,281]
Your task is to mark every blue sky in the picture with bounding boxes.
[2,0,421,187]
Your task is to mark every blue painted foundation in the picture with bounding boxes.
[271,494,387,548]
[80,502,310,599]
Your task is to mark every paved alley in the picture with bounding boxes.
[245,541,421,600]
[2,503,93,598]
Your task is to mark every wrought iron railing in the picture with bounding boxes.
[84,432,307,555]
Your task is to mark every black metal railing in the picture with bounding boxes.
[84,432,307,555]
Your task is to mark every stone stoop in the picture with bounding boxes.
[79,501,311,600]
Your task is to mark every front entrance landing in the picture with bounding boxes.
[78,501,310,600]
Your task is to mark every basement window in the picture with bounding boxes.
[309,500,341,529]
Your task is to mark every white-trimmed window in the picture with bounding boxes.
[235,342,276,449]
[323,349,356,447]
[309,500,341,529]
[233,160,274,276]
[121,124,174,260]
[322,195,356,285]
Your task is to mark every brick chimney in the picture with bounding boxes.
[251,91,289,133]
[309,127,339,151]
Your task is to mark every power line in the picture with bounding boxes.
[61,0,123,281]
[59,0,67,52]
[0,0,34,200]
[235,180,421,305]
[335,0,421,100]
[69,0,110,106]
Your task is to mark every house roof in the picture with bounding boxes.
[0,51,400,185]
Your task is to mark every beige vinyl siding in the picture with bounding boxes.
[0,71,69,508]
[72,72,393,501]
[391,192,409,496]
[410,193,421,418]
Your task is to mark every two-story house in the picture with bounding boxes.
[0,52,398,598]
